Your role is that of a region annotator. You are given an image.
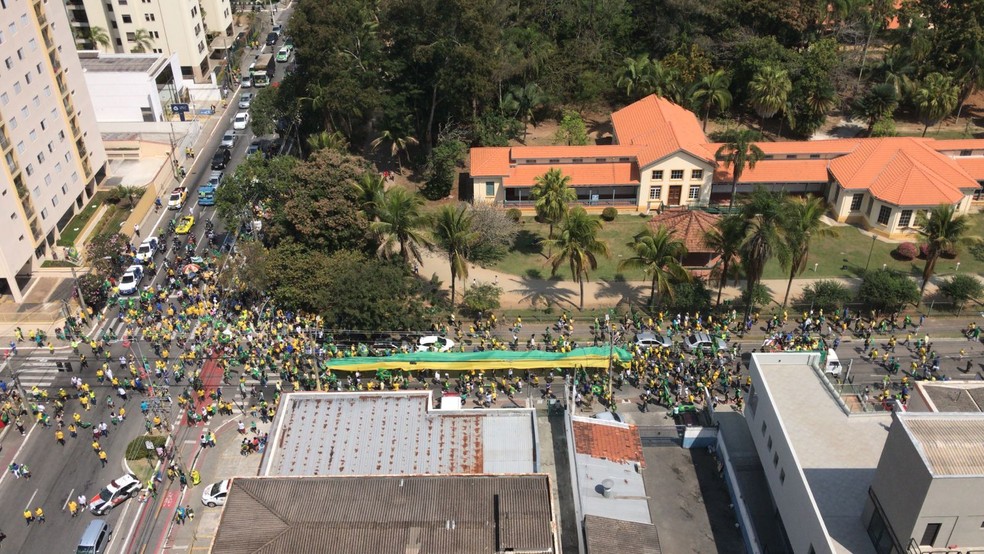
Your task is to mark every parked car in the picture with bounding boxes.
[634,332,672,349]
[246,139,263,156]
[233,112,250,130]
[238,92,254,109]
[265,31,278,46]
[284,36,294,48]
[211,147,231,169]
[118,265,144,296]
[276,46,293,62]
[416,336,455,352]
[241,74,252,88]
[89,474,141,515]
[683,332,728,354]
[175,216,195,235]
[271,24,283,36]
[202,480,231,507]
[207,170,223,188]
[167,187,187,210]
[220,130,237,149]
[135,237,158,263]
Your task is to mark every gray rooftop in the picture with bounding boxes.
[210,475,557,554]
[583,515,661,554]
[80,53,163,74]
[262,391,537,476]
[572,417,651,525]
[916,382,984,412]
[755,353,892,554]
[898,413,984,477]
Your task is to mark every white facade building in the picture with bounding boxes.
[64,0,232,83]
[79,51,181,123]
[0,0,107,301]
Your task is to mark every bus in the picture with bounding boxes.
[250,54,276,87]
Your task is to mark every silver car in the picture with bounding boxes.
[635,332,672,349]
[683,332,728,353]
[220,130,237,149]
[238,92,254,109]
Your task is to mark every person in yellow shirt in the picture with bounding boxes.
[55,430,64,444]
[34,507,45,523]
[69,500,78,517]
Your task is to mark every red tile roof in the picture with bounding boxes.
[572,419,645,466]
[503,163,639,187]
[612,95,714,166]
[510,145,641,159]
[469,147,511,176]
[714,159,831,183]
[928,139,984,152]
[648,209,721,253]
[829,138,977,206]
[955,158,984,180]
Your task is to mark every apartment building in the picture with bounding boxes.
[0,0,107,301]
[64,0,233,83]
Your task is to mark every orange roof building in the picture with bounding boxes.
[469,95,984,238]
[648,209,721,268]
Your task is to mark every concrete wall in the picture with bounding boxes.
[919,477,984,549]
[471,177,504,205]
[200,0,233,37]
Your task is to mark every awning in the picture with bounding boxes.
[322,346,632,372]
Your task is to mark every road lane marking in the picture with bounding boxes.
[0,422,39,489]
[63,488,75,510]
[24,487,38,511]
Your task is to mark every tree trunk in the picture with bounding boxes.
[703,106,710,132]
[921,123,929,138]
[920,253,938,297]
[715,258,729,307]
[650,273,658,309]
[579,278,585,311]
[426,83,439,155]
[450,264,457,305]
[728,180,739,210]
[782,267,795,309]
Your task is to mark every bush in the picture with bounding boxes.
[506,208,522,222]
[740,283,773,310]
[970,241,984,262]
[798,280,854,312]
[920,242,957,259]
[870,117,898,137]
[467,203,519,264]
[666,279,712,314]
[601,207,618,221]
[462,283,502,314]
[125,434,167,461]
[858,269,919,313]
[895,242,918,260]
[937,274,984,309]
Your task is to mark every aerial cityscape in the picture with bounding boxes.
[0,0,981,552]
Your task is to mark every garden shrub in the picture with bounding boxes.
[506,208,522,222]
[894,242,917,260]
[601,207,618,221]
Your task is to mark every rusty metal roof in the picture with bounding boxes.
[210,475,557,554]
[262,391,537,476]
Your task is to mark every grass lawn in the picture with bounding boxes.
[56,191,111,247]
[489,214,653,282]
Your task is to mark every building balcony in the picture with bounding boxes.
[21,201,35,221]
[48,52,61,73]
[0,131,10,152]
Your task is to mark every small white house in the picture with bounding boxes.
[80,52,183,124]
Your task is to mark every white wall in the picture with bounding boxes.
[83,71,161,123]
[639,152,713,210]
[472,177,504,204]
[200,0,233,37]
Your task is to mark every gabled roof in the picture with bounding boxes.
[648,209,721,253]
[612,95,714,166]
[503,163,639,187]
[469,147,511,176]
[714,159,831,184]
[829,138,977,206]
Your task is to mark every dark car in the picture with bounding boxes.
[265,32,278,46]
[211,147,231,169]
[246,139,263,156]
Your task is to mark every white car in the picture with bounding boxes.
[220,130,237,149]
[233,112,249,130]
[238,92,254,109]
[89,473,141,515]
[416,336,455,352]
[202,479,231,507]
[118,264,144,296]
[241,74,252,88]
[135,237,158,264]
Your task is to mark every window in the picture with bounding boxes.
[51,196,58,207]
[40,207,47,220]
[16,47,22,60]
[39,119,46,131]
[572,158,583,163]
[689,185,701,199]
[122,14,132,23]
[877,205,891,226]
[810,154,821,159]
[868,511,894,554]
[194,24,201,36]
[649,186,661,200]
[28,130,35,142]
[651,170,663,180]
[20,107,28,119]
[15,141,23,153]
[13,81,20,93]
[773,452,779,467]
[548,159,559,163]
[4,57,11,69]
[485,182,495,197]
[36,152,44,164]
[31,95,38,108]
[61,184,66,195]
[850,193,863,211]
[0,92,6,105]
[670,169,684,180]
[899,209,912,228]
[8,116,15,129]
[920,523,941,546]
[761,421,767,436]
[125,32,135,41]
[44,174,50,186]
[25,163,33,176]
[43,85,50,97]
[767,437,773,451]
[779,469,785,484]
[31,186,38,197]
[23,72,30,85]
[595,158,606,163]
[618,157,630,162]
[786,154,796,159]
[28,38,35,51]
[144,13,155,21]
[191,5,198,16]
[960,149,972,156]
[197,41,205,53]
[691,169,703,180]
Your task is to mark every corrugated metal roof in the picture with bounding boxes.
[584,515,662,554]
[264,392,536,476]
[210,475,556,554]
[900,414,984,476]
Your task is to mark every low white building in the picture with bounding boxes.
[79,52,182,124]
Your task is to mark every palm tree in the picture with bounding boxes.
[432,204,478,306]
[618,226,692,308]
[531,168,576,243]
[852,83,899,135]
[690,69,733,131]
[918,204,973,298]
[370,186,431,265]
[617,54,655,98]
[351,172,386,220]
[370,129,419,173]
[878,47,917,100]
[86,26,111,51]
[913,72,959,137]
[130,29,154,53]
[739,188,789,320]
[505,83,547,143]
[704,214,746,307]
[544,207,610,310]
[780,196,836,308]
[306,130,348,155]
[715,130,765,210]
[748,65,792,131]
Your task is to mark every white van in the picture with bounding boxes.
[824,349,842,376]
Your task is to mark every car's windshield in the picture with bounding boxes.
[97,488,112,501]
[121,274,134,285]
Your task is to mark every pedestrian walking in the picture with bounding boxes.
[23,510,32,525]
[69,501,78,517]
[98,450,108,467]
[34,507,44,523]
[134,224,141,237]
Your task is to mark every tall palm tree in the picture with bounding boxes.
[371,129,419,173]
[913,72,959,137]
[618,226,692,308]
[704,214,746,307]
[130,29,154,53]
[544,207,610,310]
[306,130,348,155]
[852,83,899,135]
[690,69,733,131]
[531,168,576,242]
[918,204,972,298]
[781,196,836,308]
[432,204,478,306]
[505,83,547,143]
[86,26,111,51]
[748,65,792,132]
[617,54,656,99]
[715,130,765,210]
[878,47,917,100]
[739,188,789,319]
[351,173,386,220]
[370,187,431,265]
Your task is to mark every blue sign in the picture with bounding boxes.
[170,103,190,114]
